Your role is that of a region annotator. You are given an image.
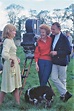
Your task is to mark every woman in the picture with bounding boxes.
[0,24,22,105]
[34,24,52,86]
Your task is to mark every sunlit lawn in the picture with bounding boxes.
[0,46,74,111]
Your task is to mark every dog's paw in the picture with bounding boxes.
[45,100,52,108]
[33,99,38,105]
[45,103,51,108]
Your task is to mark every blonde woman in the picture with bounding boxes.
[0,24,22,105]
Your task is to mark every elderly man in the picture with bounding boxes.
[50,22,72,102]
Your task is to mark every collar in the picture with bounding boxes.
[55,32,61,38]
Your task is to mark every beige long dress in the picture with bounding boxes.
[1,38,22,93]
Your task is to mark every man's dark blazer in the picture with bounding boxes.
[51,32,71,66]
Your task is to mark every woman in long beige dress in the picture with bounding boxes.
[0,24,22,105]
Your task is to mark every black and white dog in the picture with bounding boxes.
[25,85,55,108]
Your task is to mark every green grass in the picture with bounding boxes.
[0,46,74,111]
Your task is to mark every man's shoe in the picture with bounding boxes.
[63,91,72,102]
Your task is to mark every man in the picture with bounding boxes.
[66,30,73,59]
[50,22,72,102]
[66,30,73,47]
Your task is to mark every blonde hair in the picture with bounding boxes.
[2,24,16,38]
[39,24,50,35]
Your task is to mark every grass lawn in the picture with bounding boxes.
[0,46,74,111]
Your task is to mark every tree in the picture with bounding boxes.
[16,16,28,40]
[6,4,24,39]
[6,4,24,25]
[52,9,64,23]
[63,4,74,37]
[29,9,37,18]
[37,10,52,25]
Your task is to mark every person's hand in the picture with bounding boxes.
[50,51,57,56]
[10,59,14,67]
[36,62,39,72]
